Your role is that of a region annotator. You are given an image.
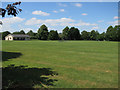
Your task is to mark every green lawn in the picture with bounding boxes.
[2,40,118,88]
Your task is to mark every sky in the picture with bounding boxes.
[0,2,119,33]
[1,0,120,2]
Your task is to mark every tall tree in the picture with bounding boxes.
[2,31,11,40]
[62,26,70,40]
[90,30,99,40]
[20,30,25,34]
[13,31,25,34]
[116,25,120,41]
[48,30,59,40]
[27,30,34,36]
[81,30,90,40]
[37,24,49,40]
[58,33,63,40]
[105,26,114,41]
[113,25,120,41]
[97,32,106,41]
[27,30,37,39]
[69,27,80,40]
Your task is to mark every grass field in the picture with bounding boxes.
[2,40,118,88]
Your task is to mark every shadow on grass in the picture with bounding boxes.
[2,51,22,61]
[2,64,58,89]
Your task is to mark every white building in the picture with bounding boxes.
[5,34,30,41]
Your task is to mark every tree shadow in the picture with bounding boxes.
[2,64,58,89]
[1,51,22,61]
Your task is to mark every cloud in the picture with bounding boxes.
[25,18,97,27]
[53,10,58,13]
[108,20,120,26]
[32,10,50,16]
[98,20,104,23]
[25,18,75,26]
[2,17,25,32]
[92,26,99,30]
[60,21,97,27]
[53,9,65,13]
[60,9,65,12]
[81,13,88,16]
[58,3,67,7]
[113,16,120,19]
[75,3,82,7]
[2,17,25,24]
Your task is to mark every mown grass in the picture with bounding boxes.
[2,40,118,88]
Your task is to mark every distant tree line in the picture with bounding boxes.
[1,24,120,41]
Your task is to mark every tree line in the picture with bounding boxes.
[1,24,120,41]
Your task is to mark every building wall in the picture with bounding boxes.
[5,36,13,41]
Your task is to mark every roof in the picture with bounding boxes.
[7,34,30,38]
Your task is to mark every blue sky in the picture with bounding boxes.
[1,0,120,2]
[1,2,119,33]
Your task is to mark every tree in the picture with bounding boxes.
[13,31,21,34]
[105,25,120,41]
[20,30,25,34]
[0,2,22,25]
[112,25,119,41]
[13,30,25,35]
[2,31,11,40]
[48,30,59,40]
[105,26,114,41]
[97,32,106,41]
[62,26,80,40]
[69,27,81,40]
[116,25,120,41]
[0,1,22,18]
[58,33,63,40]
[90,30,99,40]
[27,30,34,36]
[37,24,49,40]
[27,30,37,39]
[81,30,90,40]
[62,26,70,40]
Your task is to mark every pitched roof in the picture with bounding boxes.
[9,34,30,38]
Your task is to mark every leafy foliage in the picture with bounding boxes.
[62,26,80,40]
[81,30,90,40]
[69,27,81,40]
[105,25,119,41]
[90,30,99,40]
[13,30,25,34]
[27,30,34,36]
[2,31,11,40]
[37,24,49,40]
[106,26,114,41]
[27,30,37,39]
[48,30,59,40]
[2,24,120,41]
[62,26,70,40]
[97,32,106,41]
[0,1,22,17]
[20,30,25,34]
